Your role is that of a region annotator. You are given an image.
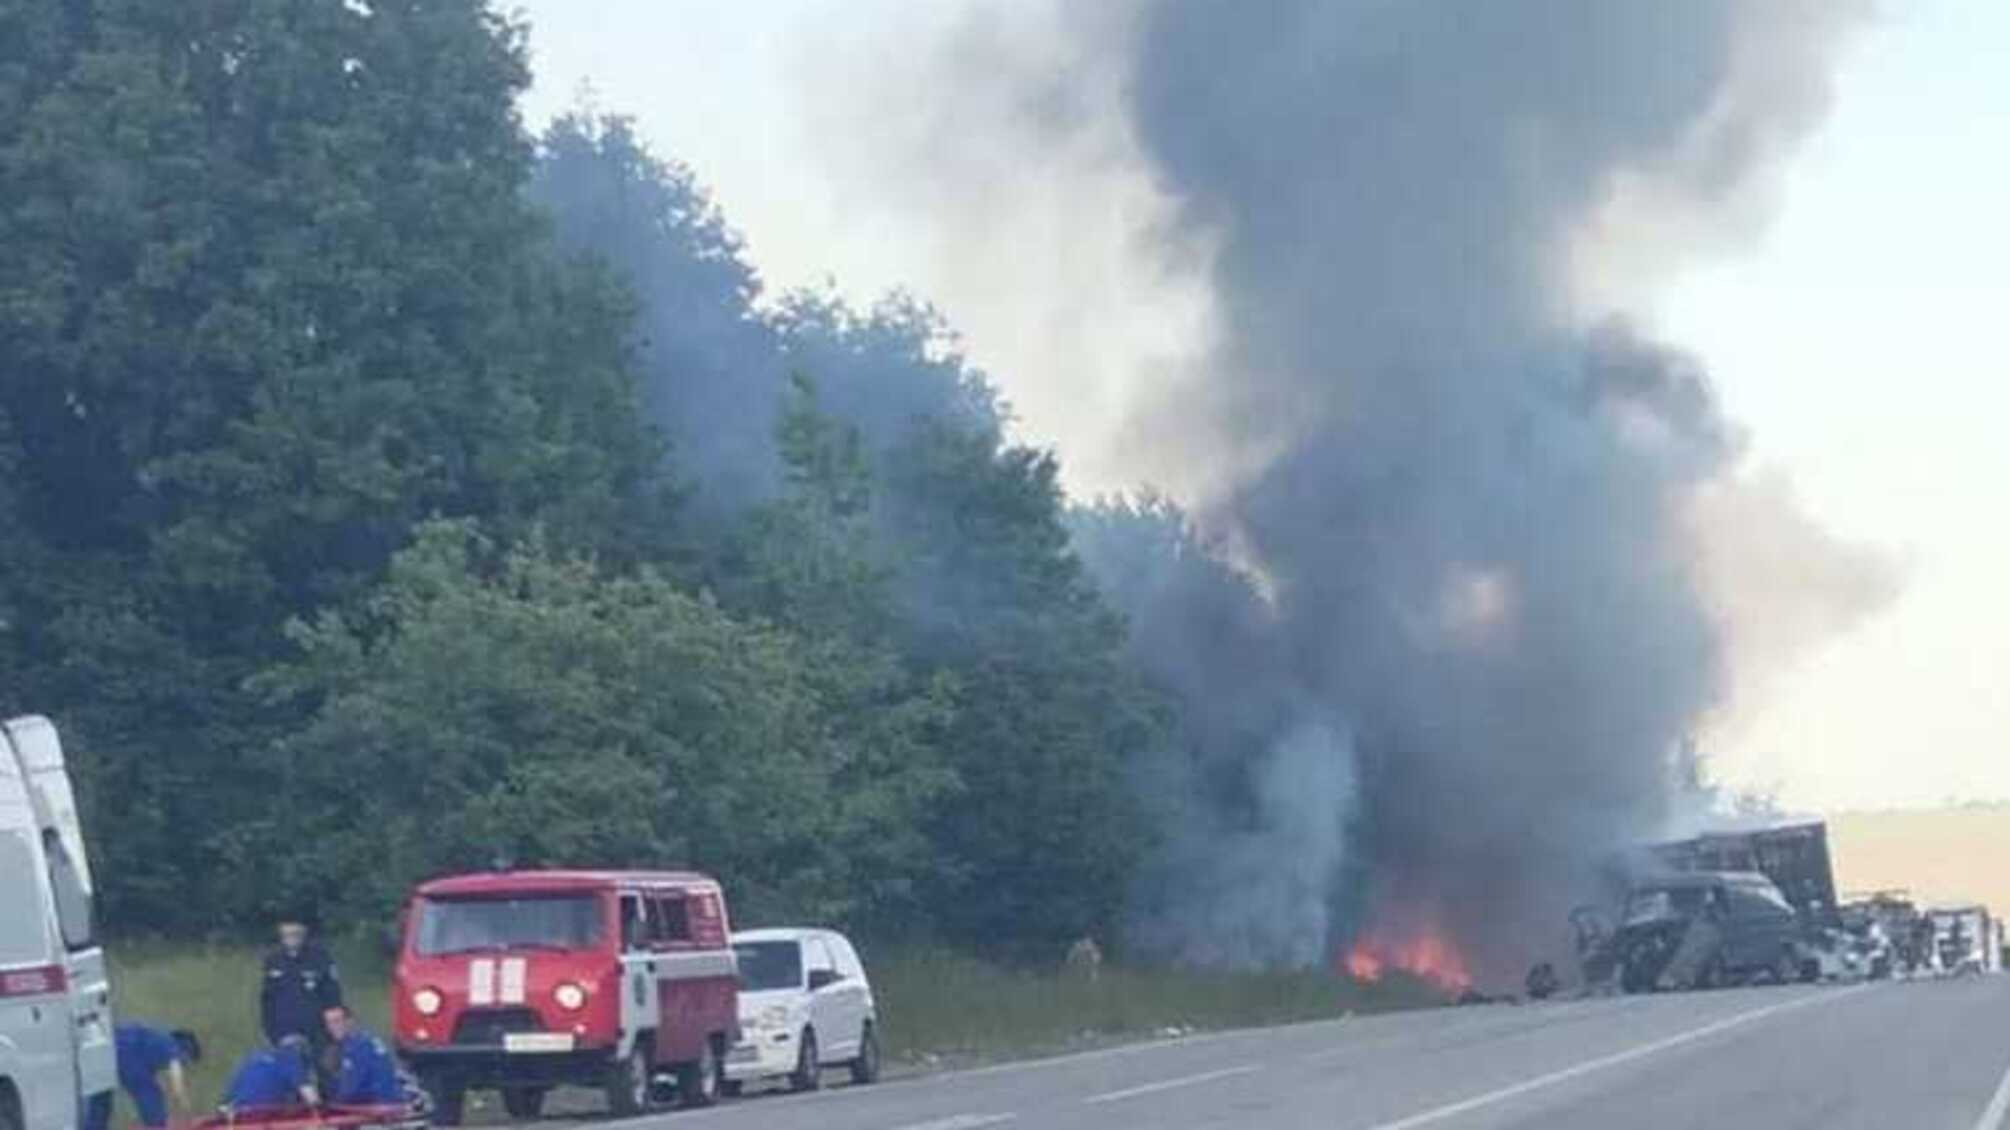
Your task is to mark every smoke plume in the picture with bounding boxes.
[912,1,1870,977]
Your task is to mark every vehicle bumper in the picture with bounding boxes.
[400,1045,614,1088]
[724,1028,800,1080]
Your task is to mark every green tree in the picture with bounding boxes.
[878,421,1163,956]
[0,0,659,929]
[260,521,953,927]
[713,374,892,644]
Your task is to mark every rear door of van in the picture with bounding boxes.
[0,727,73,1130]
[4,717,116,1118]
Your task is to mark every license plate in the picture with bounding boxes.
[728,1045,760,1063]
[503,1033,576,1053]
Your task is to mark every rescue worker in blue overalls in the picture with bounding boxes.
[221,1038,322,1111]
[319,1005,405,1105]
[261,913,344,1048]
[82,1024,201,1130]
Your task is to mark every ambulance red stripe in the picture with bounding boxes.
[0,963,67,998]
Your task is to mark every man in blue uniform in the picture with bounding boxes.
[82,1024,201,1130]
[320,1005,404,1105]
[222,1039,321,1110]
[261,913,343,1047]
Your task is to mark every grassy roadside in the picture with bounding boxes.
[106,942,1438,1121]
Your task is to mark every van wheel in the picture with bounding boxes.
[1,1089,23,1130]
[678,1038,723,1108]
[849,1021,882,1085]
[605,1041,652,1115]
[420,1072,466,1127]
[789,1028,821,1092]
[721,1079,743,1098]
[502,1086,547,1120]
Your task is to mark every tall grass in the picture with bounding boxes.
[869,947,1438,1067]
[102,941,1437,1120]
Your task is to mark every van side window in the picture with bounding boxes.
[42,828,94,950]
[650,895,690,945]
[619,894,652,952]
[0,830,50,963]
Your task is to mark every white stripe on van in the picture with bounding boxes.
[469,958,495,1005]
[500,957,526,1004]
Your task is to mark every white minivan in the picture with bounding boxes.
[0,716,116,1130]
[724,928,880,1094]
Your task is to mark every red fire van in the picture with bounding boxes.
[392,870,737,1122]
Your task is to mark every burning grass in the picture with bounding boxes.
[1340,929,1475,995]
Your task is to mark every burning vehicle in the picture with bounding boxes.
[1611,871,1812,992]
[1645,822,1839,925]
[1568,820,1850,993]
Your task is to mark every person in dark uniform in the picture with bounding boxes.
[261,912,344,1047]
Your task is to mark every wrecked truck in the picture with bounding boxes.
[1612,871,1813,992]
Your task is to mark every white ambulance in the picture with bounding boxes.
[0,716,115,1130]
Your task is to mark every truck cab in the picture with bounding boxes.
[0,716,116,1130]
[392,870,737,1123]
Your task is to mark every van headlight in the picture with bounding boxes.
[554,982,587,1011]
[755,1004,791,1030]
[412,988,443,1016]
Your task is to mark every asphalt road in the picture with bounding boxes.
[570,974,2010,1130]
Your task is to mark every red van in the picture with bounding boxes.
[391,870,738,1122]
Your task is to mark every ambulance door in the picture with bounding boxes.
[3,717,115,1113]
[0,742,72,1130]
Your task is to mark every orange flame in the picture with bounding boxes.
[1339,929,1473,993]
[1343,947,1384,981]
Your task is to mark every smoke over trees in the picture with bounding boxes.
[1022,1,1872,974]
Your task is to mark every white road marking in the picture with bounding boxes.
[886,1115,1016,1130]
[1975,1051,2010,1130]
[1298,996,1648,1065]
[1082,1064,1260,1105]
[945,1030,1236,1080]
[1363,986,1870,1130]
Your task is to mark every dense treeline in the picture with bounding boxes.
[0,0,1163,957]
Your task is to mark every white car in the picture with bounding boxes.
[724,928,880,1093]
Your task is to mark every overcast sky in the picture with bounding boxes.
[510,0,2009,814]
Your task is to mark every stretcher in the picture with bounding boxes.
[193,1104,427,1130]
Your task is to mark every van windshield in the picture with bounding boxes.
[415,894,602,956]
[733,941,802,991]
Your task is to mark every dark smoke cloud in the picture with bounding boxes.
[1048,1,1867,975]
